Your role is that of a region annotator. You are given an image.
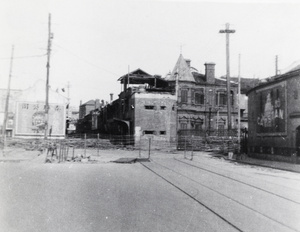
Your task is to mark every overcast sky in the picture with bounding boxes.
[0,0,299,106]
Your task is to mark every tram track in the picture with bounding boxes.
[174,157,300,205]
[140,161,244,232]
[139,159,300,232]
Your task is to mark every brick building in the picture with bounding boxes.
[247,69,300,161]
[165,54,239,135]
[96,69,177,147]
[79,99,100,119]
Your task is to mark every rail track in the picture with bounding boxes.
[140,158,300,232]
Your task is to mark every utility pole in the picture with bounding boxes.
[2,45,14,156]
[238,54,241,154]
[219,23,235,130]
[44,13,53,140]
[275,55,278,76]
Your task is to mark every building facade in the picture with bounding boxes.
[165,54,239,135]
[102,69,177,147]
[247,69,300,161]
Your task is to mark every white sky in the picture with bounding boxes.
[0,0,300,106]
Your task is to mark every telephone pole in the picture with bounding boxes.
[275,55,278,76]
[219,23,235,130]
[238,54,241,154]
[2,45,14,156]
[44,13,53,140]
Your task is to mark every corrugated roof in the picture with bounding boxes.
[165,54,195,82]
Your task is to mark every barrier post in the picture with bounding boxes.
[72,146,75,159]
[184,136,187,159]
[139,134,142,158]
[97,133,99,156]
[148,138,151,159]
[190,136,194,161]
[84,133,87,158]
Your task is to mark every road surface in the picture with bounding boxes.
[0,151,299,232]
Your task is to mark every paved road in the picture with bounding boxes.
[0,152,300,232]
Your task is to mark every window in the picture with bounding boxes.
[160,106,166,110]
[195,92,204,105]
[144,130,155,134]
[216,92,227,105]
[230,91,234,106]
[160,131,166,135]
[181,89,188,103]
[145,105,155,110]
[180,123,187,129]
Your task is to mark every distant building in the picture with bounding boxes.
[0,89,22,136]
[247,69,300,161]
[79,99,100,119]
[228,77,260,129]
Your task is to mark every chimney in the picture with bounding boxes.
[205,63,216,84]
[185,59,191,68]
[95,99,100,109]
[110,93,113,102]
[80,100,82,106]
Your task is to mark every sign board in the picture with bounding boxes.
[15,102,66,136]
[255,81,287,135]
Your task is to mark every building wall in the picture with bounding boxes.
[0,89,22,133]
[176,81,238,132]
[248,73,300,159]
[133,92,177,147]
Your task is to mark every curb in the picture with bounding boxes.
[226,158,300,174]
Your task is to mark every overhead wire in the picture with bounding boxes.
[52,42,120,77]
[0,53,46,60]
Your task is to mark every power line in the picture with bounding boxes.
[0,54,46,60]
[52,42,119,77]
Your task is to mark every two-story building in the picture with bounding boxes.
[165,54,239,136]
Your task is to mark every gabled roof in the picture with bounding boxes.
[118,68,152,82]
[83,100,95,105]
[165,54,195,82]
[118,68,168,88]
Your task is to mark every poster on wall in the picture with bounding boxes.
[15,102,66,136]
[256,81,286,134]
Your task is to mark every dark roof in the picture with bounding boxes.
[118,68,152,82]
[230,77,260,94]
[192,72,206,83]
[247,69,300,95]
[118,68,169,88]
[82,100,95,105]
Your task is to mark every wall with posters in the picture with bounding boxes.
[15,102,65,137]
[0,80,68,138]
[255,81,286,135]
[248,71,300,161]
